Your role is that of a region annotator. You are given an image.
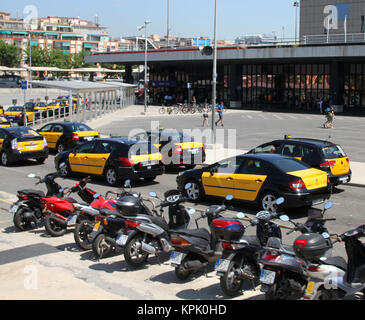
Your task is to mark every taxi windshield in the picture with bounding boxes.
[7,106,23,112]
[72,123,92,132]
[7,127,39,138]
[271,158,310,173]
[321,145,346,159]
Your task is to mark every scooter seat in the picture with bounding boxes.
[241,235,261,247]
[321,256,347,271]
[149,216,169,231]
[19,189,45,197]
[172,228,211,241]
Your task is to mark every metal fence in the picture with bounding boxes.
[21,86,136,128]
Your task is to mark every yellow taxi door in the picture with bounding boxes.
[201,157,243,198]
[68,141,96,173]
[88,141,113,175]
[234,159,268,201]
[0,130,4,151]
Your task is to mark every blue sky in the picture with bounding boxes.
[5,0,298,40]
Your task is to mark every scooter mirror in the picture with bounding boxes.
[276,197,285,205]
[124,179,131,188]
[59,188,64,193]
[59,162,66,168]
[27,173,36,178]
[184,183,192,190]
[279,215,290,222]
[149,191,157,198]
[324,201,333,210]
[188,208,196,215]
[225,194,234,201]
[93,193,100,199]
[322,232,330,239]
[237,212,245,219]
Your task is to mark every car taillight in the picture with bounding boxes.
[72,133,79,141]
[222,241,233,250]
[174,146,183,154]
[263,253,280,261]
[170,234,190,246]
[289,179,306,190]
[119,157,134,167]
[18,194,28,200]
[11,138,18,151]
[125,220,141,228]
[346,158,349,164]
[320,160,336,168]
[295,239,308,247]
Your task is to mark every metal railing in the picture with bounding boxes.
[303,33,365,45]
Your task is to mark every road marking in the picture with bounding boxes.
[273,114,283,120]
[0,191,17,203]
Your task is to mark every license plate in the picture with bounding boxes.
[93,221,101,232]
[312,198,324,206]
[260,269,276,285]
[188,149,198,154]
[306,281,315,295]
[26,145,36,150]
[84,137,94,141]
[339,176,349,183]
[215,259,230,272]
[67,215,77,226]
[169,251,186,265]
[9,204,18,214]
[116,234,128,246]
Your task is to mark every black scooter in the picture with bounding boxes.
[215,198,285,297]
[11,172,64,231]
[259,201,335,300]
[168,193,234,281]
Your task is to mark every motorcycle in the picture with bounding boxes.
[259,201,335,300]
[11,171,65,231]
[90,180,159,259]
[303,224,365,300]
[168,193,234,281]
[42,177,102,237]
[214,197,285,297]
[120,184,194,269]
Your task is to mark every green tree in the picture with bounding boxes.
[0,40,21,67]
[24,44,47,66]
[71,50,93,69]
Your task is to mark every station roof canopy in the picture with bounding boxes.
[29,80,132,93]
[0,66,26,72]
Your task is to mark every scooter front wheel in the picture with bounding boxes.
[313,288,340,300]
[45,214,67,237]
[124,235,149,268]
[92,233,113,259]
[74,220,94,250]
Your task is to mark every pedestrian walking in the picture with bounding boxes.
[202,104,209,127]
[318,97,324,114]
[323,105,335,128]
[215,101,224,127]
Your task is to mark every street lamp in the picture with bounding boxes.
[293,1,299,44]
[167,0,170,47]
[211,0,218,143]
[138,20,152,113]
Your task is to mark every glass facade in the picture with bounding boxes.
[242,63,331,110]
[148,60,365,113]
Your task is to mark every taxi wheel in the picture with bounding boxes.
[105,167,119,186]
[1,152,9,166]
[184,180,203,201]
[57,143,65,154]
[58,161,70,177]
[36,157,46,164]
[260,191,279,213]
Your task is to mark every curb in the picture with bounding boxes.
[347,183,365,188]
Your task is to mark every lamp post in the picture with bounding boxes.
[167,0,170,47]
[211,0,218,143]
[138,20,152,113]
[293,1,299,44]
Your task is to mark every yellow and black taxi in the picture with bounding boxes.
[0,126,48,166]
[177,153,331,212]
[54,137,164,186]
[37,122,100,154]
[4,105,35,125]
[130,129,206,169]
[0,115,11,128]
[25,102,48,118]
[248,136,351,186]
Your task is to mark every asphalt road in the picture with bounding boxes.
[0,110,364,300]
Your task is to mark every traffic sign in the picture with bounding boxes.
[21,80,28,90]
